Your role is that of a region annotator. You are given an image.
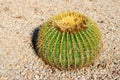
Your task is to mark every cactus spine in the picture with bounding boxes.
[37,11,102,70]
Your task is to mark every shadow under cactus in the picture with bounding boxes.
[31,26,40,57]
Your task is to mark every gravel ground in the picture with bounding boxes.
[0,0,120,80]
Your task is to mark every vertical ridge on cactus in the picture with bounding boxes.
[37,11,102,70]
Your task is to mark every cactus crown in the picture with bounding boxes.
[48,11,88,33]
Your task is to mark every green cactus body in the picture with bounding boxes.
[37,11,102,70]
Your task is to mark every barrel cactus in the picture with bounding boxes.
[37,11,102,70]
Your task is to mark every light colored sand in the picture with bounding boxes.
[0,0,120,80]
